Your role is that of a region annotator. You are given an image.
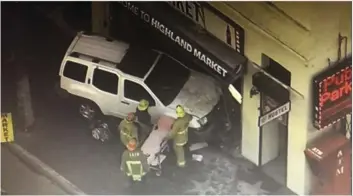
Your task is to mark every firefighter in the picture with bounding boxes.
[135,99,151,125]
[135,99,152,142]
[165,105,192,167]
[119,113,139,147]
[120,138,149,184]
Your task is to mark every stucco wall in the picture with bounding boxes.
[209,2,351,195]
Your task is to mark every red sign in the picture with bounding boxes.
[313,57,352,130]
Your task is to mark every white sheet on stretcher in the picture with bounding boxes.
[141,116,175,166]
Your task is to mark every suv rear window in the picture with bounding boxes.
[92,69,119,95]
[63,61,88,83]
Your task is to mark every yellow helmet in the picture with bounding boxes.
[138,99,149,111]
[176,105,185,118]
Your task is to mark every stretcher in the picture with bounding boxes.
[140,115,175,176]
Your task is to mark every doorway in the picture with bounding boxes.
[259,54,291,186]
[260,111,288,185]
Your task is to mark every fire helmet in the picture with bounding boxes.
[138,99,149,111]
[176,105,185,118]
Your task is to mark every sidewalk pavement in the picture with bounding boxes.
[1,143,84,195]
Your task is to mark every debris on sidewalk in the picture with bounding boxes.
[189,142,208,151]
[186,156,238,195]
[192,154,203,162]
[237,181,269,195]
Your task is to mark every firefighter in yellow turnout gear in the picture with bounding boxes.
[120,138,149,182]
[119,113,139,147]
[135,99,151,126]
[165,105,192,167]
[135,99,152,142]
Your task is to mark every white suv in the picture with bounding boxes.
[59,32,222,135]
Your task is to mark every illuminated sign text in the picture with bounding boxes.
[313,58,352,130]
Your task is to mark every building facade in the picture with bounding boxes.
[210,2,351,194]
[93,2,352,195]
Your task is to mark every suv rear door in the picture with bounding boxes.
[89,67,124,117]
[60,60,90,99]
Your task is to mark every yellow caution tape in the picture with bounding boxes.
[1,113,15,143]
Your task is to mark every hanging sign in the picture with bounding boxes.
[167,2,244,54]
[262,95,288,126]
[312,57,352,130]
[120,2,229,78]
[1,113,15,143]
[258,101,291,127]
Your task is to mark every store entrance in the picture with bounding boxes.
[258,54,291,186]
[260,115,288,185]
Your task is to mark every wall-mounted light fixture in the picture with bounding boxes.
[250,86,259,98]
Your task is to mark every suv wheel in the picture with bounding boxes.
[79,103,96,120]
[91,121,111,143]
[191,124,214,143]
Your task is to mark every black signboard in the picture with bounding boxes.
[119,2,247,85]
[312,57,352,130]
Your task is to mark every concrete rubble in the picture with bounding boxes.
[192,154,203,162]
[189,142,209,151]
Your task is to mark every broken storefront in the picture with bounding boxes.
[114,2,247,144]
[117,2,246,89]
[110,2,351,195]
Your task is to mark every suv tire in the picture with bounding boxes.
[79,100,103,121]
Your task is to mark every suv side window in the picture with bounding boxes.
[124,80,155,106]
[63,61,88,83]
[92,68,119,94]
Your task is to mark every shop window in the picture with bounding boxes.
[92,69,119,94]
[63,61,88,83]
[124,80,155,106]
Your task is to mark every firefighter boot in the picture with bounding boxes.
[174,143,186,168]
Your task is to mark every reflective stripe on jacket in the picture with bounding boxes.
[120,149,149,180]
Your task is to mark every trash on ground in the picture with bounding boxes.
[189,142,208,151]
[192,154,203,162]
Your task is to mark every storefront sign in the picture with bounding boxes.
[168,2,244,54]
[1,113,14,143]
[258,101,291,127]
[312,58,352,130]
[121,2,229,78]
[168,2,204,27]
[261,95,288,126]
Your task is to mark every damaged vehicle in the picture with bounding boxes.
[58,32,224,142]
